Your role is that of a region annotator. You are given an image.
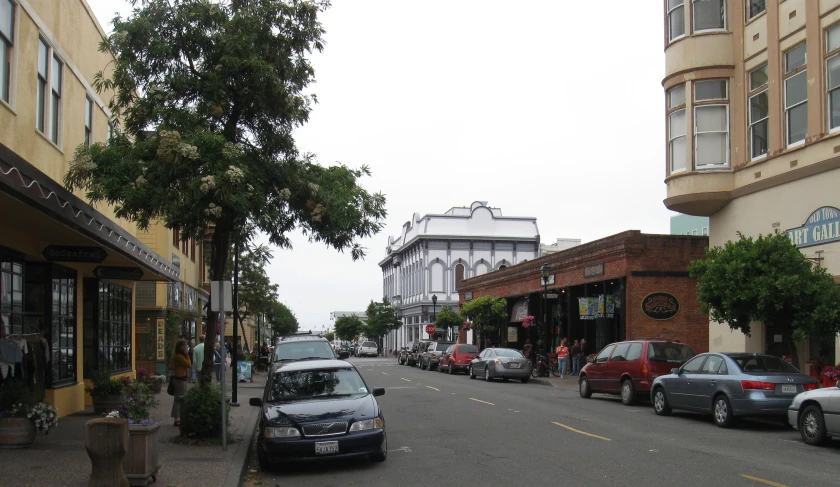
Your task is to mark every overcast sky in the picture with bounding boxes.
[86,0,672,331]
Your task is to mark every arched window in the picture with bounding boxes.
[431,262,444,292]
[454,264,465,291]
[475,262,489,277]
[499,265,507,270]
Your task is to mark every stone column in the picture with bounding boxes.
[85,417,130,487]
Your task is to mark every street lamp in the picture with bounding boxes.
[540,264,550,346]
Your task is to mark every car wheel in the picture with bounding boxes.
[257,438,273,472]
[652,387,671,416]
[579,376,592,399]
[713,395,735,428]
[800,405,828,446]
[447,363,454,375]
[484,367,491,381]
[369,431,387,462]
[620,379,637,406]
[469,366,476,379]
[520,376,530,383]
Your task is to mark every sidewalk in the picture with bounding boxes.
[531,374,582,392]
[2,370,266,487]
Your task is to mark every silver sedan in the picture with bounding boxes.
[788,381,840,445]
[469,348,532,383]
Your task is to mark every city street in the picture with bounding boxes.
[245,357,838,487]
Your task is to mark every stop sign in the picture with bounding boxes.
[425,324,436,335]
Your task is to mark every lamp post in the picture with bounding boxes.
[431,295,438,339]
[540,264,550,347]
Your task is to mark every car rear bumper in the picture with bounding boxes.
[260,429,384,463]
[449,362,470,371]
[493,364,532,378]
[731,395,796,417]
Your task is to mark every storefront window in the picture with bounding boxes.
[0,246,24,337]
[94,281,132,373]
[51,266,76,386]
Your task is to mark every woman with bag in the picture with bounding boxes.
[170,339,191,426]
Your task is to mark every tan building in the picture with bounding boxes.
[0,0,180,416]
[662,0,840,369]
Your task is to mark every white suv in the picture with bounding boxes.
[357,341,379,357]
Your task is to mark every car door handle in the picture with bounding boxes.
[709,381,716,386]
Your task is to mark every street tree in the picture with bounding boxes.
[334,315,363,342]
[459,296,506,347]
[323,332,335,343]
[363,298,401,346]
[689,231,840,367]
[64,0,386,384]
[434,305,462,339]
[231,243,279,351]
[268,301,299,340]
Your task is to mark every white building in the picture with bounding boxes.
[539,238,581,256]
[379,201,540,352]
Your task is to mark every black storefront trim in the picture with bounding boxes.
[630,271,691,278]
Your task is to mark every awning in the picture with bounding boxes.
[510,298,529,323]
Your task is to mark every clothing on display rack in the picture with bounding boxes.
[0,334,50,402]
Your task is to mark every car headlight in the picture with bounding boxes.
[349,418,384,432]
[264,427,301,439]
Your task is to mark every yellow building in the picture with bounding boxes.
[662,0,840,368]
[0,0,179,416]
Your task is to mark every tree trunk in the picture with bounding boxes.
[201,218,232,386]
[779,322,800,371]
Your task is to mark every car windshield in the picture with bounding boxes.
[273,341,335,361]
[269,368,368,401]
[732,356,800,373]
[458,345,478,354]
[495,349,524,358]
[362,341,376,348]
[647,343,694,363]
[435,343,453,351]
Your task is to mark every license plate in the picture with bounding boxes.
[509,363,521,368]
[315,441,339,455]
[781,385,796,394]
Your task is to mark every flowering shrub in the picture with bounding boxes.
[147,375,167,384]
[823,367,840,382]
[136,368,151,382]
[521,315,536,328]
[462,321,471,330]
[105,382,159,425]
[8,402,59,435]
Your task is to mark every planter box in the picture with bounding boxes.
[92,394,126,415]
[123,423,161,486]
[0,417,36,449]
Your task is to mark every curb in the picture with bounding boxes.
[223,397,261,487]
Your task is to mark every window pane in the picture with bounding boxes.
[85,97,92,127]
[668,84,685,108]
[787,103,807,144]
[38,39,47,77]
[0,0,13,41]
[786,43,807,73]
[36,78,45,131]
[748,0,765,19]
[695,80,727,101]
[749,91,768,123]
[669,109,686,137]
[52,55,61,93]
[51,92,59,142]
[749,64,768,90]
[696,105,726,132]
[785,71,807,107]
[668,0,684,9]
[751,119,768,158]
[830,90,840,130]
[829,25,840,53]
[0,39,9,102]
[669,6,685,41]
[696,133,727,166]
[693,0,724,31]
[829,56,840,91]
[670,136,686,172]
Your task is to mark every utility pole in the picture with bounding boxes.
[231,239,240,407]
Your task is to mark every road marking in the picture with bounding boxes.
[739,474,789,487]
[469,398,495,406]
[401,378,411,382]
[389,446,412,453]
[551,422,611,441]
[381,372,389,375]
[426,386,440,391]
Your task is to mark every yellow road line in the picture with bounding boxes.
[401,378,411,382]
[739,474,790,487]
[469,398,495,406]
[551,422,611,441]
[381,372,389,375]
[426,386,440,391]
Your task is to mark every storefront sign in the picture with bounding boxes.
[641,292,680,320]
[465,292,473,301]
[42,245,106,263]
[584,262,604,278]
[786,206,840,248]
[510,298,529,322]
[93,266,144,280]
[156,318,165,361]
[507,326,518,343]
[544,293,559,299]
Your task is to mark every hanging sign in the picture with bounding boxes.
[786,206,840,248]
[94,266,144,280]
[641,292,680,320]
[156,318,165,361]
[42,245,106,263]
[510,298,529,322]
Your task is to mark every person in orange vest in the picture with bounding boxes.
[555,339,570,379]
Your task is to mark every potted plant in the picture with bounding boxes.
[0,401,59,448]
[822,366,840,388]
[106,381,161,486]
[85,369,126,414]
[145,375,166,394]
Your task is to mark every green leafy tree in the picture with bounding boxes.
[460,296,506,347]
[363,298,401,345]
[64,0,386,384]
[434,305,462,332]
[268,301,299,339]
[323,331,335,343]
[689,231,840,368]
[334,315,363,342]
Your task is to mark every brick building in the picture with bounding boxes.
[457,231,710,357]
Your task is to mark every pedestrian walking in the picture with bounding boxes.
[571,339,582,375]
[193,335,205,381]
[188,338,197,383]
[523,339,533,363]
[213,342,224,382]
[170,339,191,426]
[555,339,569,379]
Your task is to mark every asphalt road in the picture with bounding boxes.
[244,357,838,487]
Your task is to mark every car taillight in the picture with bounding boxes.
[641,363,649,378]
[803,382,819,391]
[741,380,775,391]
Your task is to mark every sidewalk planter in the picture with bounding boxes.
[146,382,162,395]
[93,394,126,415]
[0,417,36,449]
[123,422,161,486]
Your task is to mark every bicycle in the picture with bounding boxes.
[531,353,561,377]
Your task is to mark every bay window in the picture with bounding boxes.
[749,64,768,159]
[667,84,686,173]
[667,0,685,42]
[694,80,729,168]
[693,0,725,32]
[785,43,807,146]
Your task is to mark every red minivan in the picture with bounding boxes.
[579,340,695,406]
[438,344,479,375]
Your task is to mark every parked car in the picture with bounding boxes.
[439,344,479,374]
[651,352,819,428]
[419,341,454,370]
[273,336,349,363]
[579,339,695,405]
[357,341,379,357]
[788,381,840,445]
[469,348,532,383]
[399,340,431,366]
[250,359,387,469]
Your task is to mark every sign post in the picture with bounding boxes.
[211,280,232,450]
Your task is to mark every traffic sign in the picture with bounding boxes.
[425,324,436,334]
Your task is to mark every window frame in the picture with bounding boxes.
[50,53,62,144]
[84,96,93,148]
[97,280,132,374]
[692,0,726,33]
[746,0,765,22]
[35,36,63,145]
[50,265,77,387]
[784,69,808,148]
[36,37,47,133]
[667,83,687,174]
[693,103,730,169]
[826,26,840,134]
[0,0,15,105]
[667,0,685,43]
[748,64,769,160]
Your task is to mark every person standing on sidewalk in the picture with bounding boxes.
[555,339,569,379]
[170,339,191,426]
[213,342,224,382]
[571,339,582,375]
[193,335,205,382]
[188,338,197,383]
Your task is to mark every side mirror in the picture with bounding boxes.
[249,397,263,407]
[339,351,351,359]
[587,357,595,364]
[670,368,680,375]
[373,388,385,397]
[836,380,840,388]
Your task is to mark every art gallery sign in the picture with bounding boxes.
[786,206,840,249]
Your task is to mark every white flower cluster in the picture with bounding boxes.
[280,188,292,200]
[311,203,326,223]
[106,410,121,419]
[204,202,223,218]
[11,402,59,434]
[222,142,241,160]
[73,151,96,171]
[178,142,199,160]
[226,165,244,183]
[199,175,216,193]
[135,175,147,186]
[308,182,319,195]
[156,130,181,162]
